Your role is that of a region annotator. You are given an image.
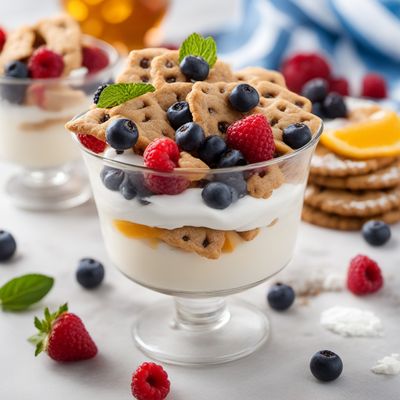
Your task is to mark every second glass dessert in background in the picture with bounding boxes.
[0,15,118,210]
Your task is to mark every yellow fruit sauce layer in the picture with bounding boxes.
[113,220,247,253]
[320,110,400,159]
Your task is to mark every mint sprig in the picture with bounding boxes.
[0,274,54,312]
[179,33,217,67]
[97,83,156,108]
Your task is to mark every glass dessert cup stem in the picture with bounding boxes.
[133,296,269,366]
[5,163,91,211]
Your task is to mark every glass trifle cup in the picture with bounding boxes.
[0,36,119,210]
[74,121,322,365]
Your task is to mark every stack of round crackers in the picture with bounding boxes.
[302,145,400,230]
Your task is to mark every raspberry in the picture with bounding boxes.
[361,73,387,99]
[282,53,331,93]
[329,77,349,96]
[347,254,383,295]
[0,27,6,51]
[28,47,64,79]
[131,362,170,400]
[145,173,189,195]
[226,114,275,163]
[144,138,180,172]
[82,46,109,74]
[143,138,188,195]
[77,134,106,154]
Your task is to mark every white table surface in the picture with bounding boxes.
[0,161,399,400]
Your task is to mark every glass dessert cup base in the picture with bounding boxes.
[133,297,269,366]
[5,164,91,211]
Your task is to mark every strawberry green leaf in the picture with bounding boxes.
[97,83,155,108]
[179,33,218,67]
[29,304,69,357]
[0,274,54,312]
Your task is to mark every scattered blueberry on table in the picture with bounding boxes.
[310,350,343,382]
[267,283,295,311]
[0,230,17,261]
[362,220,391,246]
[76,258,105,289]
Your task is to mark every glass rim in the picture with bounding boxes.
[72,120,324,175]
[0,35,120,86]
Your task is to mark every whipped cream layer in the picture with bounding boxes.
[94,179,303,231]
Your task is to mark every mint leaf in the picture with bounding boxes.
[179,33,218,67]
[0,274,54,312]
[97,83,155,108]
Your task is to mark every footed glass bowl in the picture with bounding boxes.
[74,122,322,365]
[0,36,119,211]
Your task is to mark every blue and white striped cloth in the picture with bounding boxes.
[214,0,400,106]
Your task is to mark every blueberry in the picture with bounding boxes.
[216,173,247,198]
[323,93,347,119]
[4,61,29,79]
[93,83,109,104]
[282,123,312,149]
[217,149,246,168]
[180,55,209,81]
[312,102,326,119]
[302,78,329,103]
[362,220,391,246]
[202,182,233,209]
[198,135,228,166]
[76,258,105,289]
[1,61,29,104]
[229,83,260,112]
[175,122,205,152]
[267,283,295,311]
[119,174,137,200]
[100,167,125,191]
[106,118,139,151]
[310,350,343,382]
[123,172,154,201]
[167,101,193,129]
[0,230,17,261]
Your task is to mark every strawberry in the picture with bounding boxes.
[226,114,275,163]
[29,304,97,362]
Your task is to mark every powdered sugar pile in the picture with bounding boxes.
[320,306,383,337]
[371,354,400,375]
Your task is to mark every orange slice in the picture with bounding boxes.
[320,110,400,159]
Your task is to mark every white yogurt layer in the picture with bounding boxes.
[0,100,89,168]
[98,204,303,293]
